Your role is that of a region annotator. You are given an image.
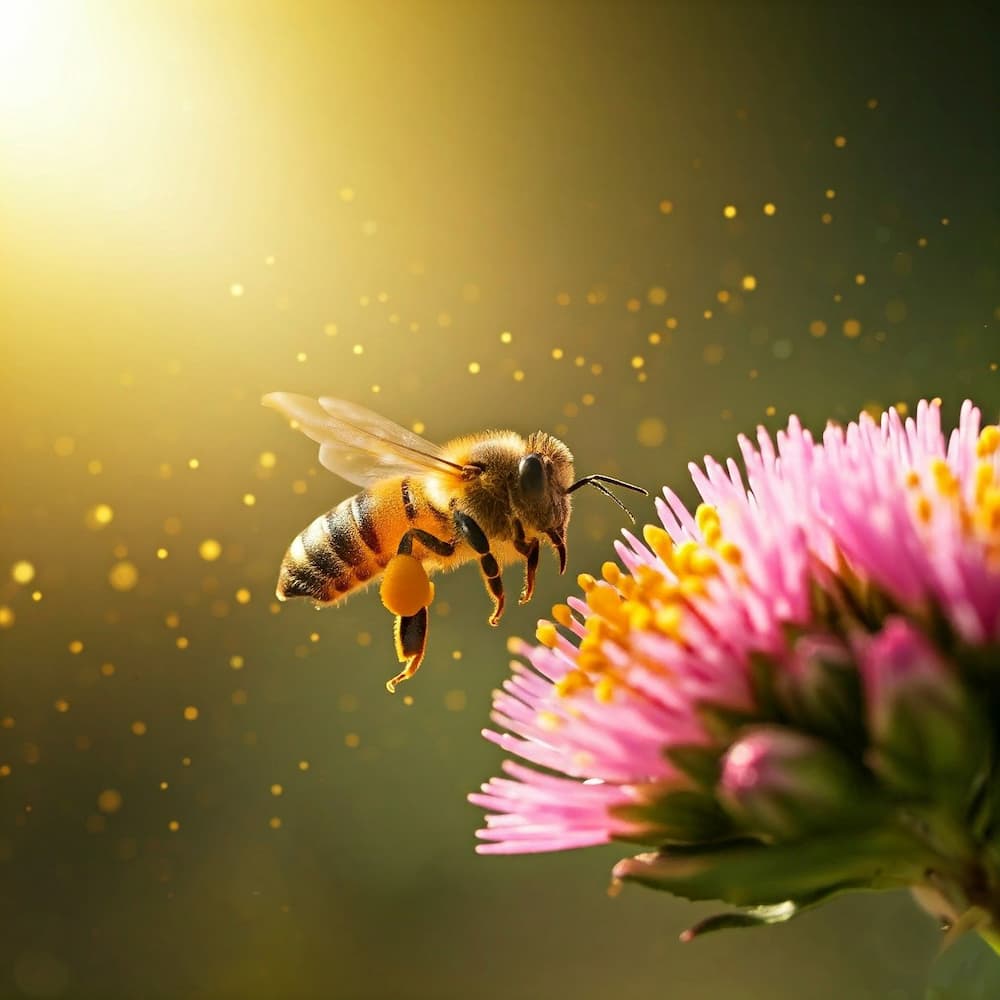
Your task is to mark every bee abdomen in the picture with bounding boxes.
[276,492,384,603]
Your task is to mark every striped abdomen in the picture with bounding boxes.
[276,488,391,604]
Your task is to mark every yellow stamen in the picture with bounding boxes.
[977,425,1000,458]
[555,670,589,697]
[718,540,743,565]
[930,458,959,498]
[695,504,720,537]
[689,549,718,577]
[537,711,562,731]
[551,603,574,628]
[577,573,597,593]
[535,622,559,648]
[642,524,674,566]
[587,584,626,624]
[905,469,920,488]
[594,676,616,703]
[916,495,933,523]
[654,605,683,637]
[601,561,622,586]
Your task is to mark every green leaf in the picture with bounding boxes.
[611,789,733,844]
[613,826,928,908]
[663,743,721,789]
[926,931,1000,1000]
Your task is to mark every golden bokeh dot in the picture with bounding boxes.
[68,640,84,654]
[168,820,180,832]
[499,330,512,344]
[165,612,180,628]
[648,332,661,345]
[630,356,645,370]
[722,204,737,219]
[296,352,307,363]
[636,417,667,448]
[325,323,338,337]
[88,459,103,474]
[53,698,70,713]
[11,561,35,585]
[339,186,355,202]
[164,516,182,535]
[703,309,713,319]
[855,273,867,285]
[100,662,115,677]
[833,135,847,148]
[269,817,283,830]
[53,435,76,457]
[766,405,777,416]
[444,690,467,712]
[230,283,244,297]
[31,591,42,602]
[0,765,10,778]
[131,721,147,736]
[156,547,169,560]
[109,561,139,592]
[647,286,668,306]
[703,344,726,365]
[235,588,251,605]
[198,539,222,562]
[242,493,256,507]
[513,370,525,382]
[0,607,14,629]
[298,760,310,772]
[183,706,199,721]
[658,199,674,214]
[86,504,114,529]
[825,188,836,200]
[866,97,879,110]
[821,212,833,225]
[356,631,372,647]
[467,362,481,375]
[270,783,283,797]
[175,636,189,650]
[741,275,757,291]
[809,320,827,337]
[231,689,248,706]
[187,458,199,470]
[625,298,641,313]
[551,348,564,360]
[230,654,245,670]
[763,202,777,215]
[555,291,570,306]
[258,451,276,470]
[716,290,730,304]
[97,789,122,814]
[345,732,361,748]
[843,318,862,338]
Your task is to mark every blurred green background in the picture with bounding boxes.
[1,2,997,998]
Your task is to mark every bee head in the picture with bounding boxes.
[515,433,575,536]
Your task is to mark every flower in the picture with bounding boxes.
[470,399,1000,943]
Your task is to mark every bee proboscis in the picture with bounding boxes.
[263,393,646,692]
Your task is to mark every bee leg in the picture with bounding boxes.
[545,529,567,574]
[512,520,540,604]
[386,606,429,693]
[396,528,455,559]
[454,510,505,626]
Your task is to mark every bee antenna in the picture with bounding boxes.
[566,475,648,524]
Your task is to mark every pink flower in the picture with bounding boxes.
[470,399,1000,942]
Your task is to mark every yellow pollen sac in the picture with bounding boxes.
[916,495,933,524]
[654,605,683,637]
[689,549,718,577]
[555,670,590,697]
[702,522,722,548]
[577,649,608,673]
[718,540,743,565]
[975,461,997,501]
[930,458,960,498]
[695,504,720,536]
[594,676,616,703]
[587,584,626,623]
[679,576,706,599]
[977,425,1000,458]
[601,561,622,586]
[642,524,675,566]
[977,486,1000,535]
[379,555,433,617]
[904,469,921,489]
[536,622,560,648]
[551,604,574,628]
[626,602,653,631]
[577,573,597,593]
[673,540,700,576]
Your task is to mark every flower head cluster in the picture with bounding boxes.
[470,400,1000,941]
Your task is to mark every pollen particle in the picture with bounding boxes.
[809,320,828,338]
[741,275,757,291]
[131,721,147,736]
[658,199,674,214]
[230,283,244,297]
[763,202,777,216]
[68,640,84,654]
[500,331,513,344]
[11,561,35,585]
[183,706,199,721]
[270,783,283,797]
[109,561,139,592]
[0,607,14,629]
[198,539,222,562]
[843,319,862,338]
[648,286,668,306]
[631,356,645,370]
[97,789,122,814]
[86,504,114,529]
[723,204,738,219]
[235,588,251,605]
[468,362,481,375]
[636,417,667,448]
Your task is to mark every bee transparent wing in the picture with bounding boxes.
[262,392,467,487]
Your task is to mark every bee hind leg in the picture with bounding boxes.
[386,606,429,693]
[454,510,505,626]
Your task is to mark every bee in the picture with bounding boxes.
[263,393,647,692]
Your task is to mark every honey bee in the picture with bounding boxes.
[263,393,646,691]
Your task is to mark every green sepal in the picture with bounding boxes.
[679,885,865,941]
[748,651,784,723]
[610,789,733,845]
[613,827,927,908]
[776,652,866,754]
[663,743,722,790]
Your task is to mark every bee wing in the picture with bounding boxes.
[262,392,468,487]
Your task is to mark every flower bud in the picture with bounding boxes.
[859,618,983,799]
[718,726,876,840]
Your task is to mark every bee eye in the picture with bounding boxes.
[518,453,546,498]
